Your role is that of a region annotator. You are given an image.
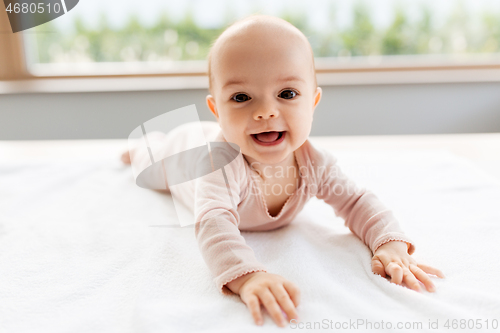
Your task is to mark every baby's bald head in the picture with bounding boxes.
[207,15,317,96]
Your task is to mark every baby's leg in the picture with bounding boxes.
[121,121,222,192]
[121,131,171,193]
[121,151,132,164]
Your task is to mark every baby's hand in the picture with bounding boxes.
[226,271,300,327]
[371,240,445,292]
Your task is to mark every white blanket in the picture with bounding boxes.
[1,148,499,332]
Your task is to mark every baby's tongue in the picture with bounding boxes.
[255,131,280,143]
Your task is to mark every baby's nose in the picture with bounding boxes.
[256,113,275,120]
[254,108,278,120]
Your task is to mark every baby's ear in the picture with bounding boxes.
[313,87,322,110]
[206,95,219,120]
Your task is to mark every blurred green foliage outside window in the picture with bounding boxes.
[29,1,500,66]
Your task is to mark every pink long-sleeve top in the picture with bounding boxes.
[134,121,415,295]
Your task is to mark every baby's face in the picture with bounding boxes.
[206,24,322,166]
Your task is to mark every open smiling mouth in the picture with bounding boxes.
[251,131,286,146]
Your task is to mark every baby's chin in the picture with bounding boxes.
[242,149,292,166]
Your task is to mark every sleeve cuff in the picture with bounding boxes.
[216,265,268,296]
[372,233,416,255]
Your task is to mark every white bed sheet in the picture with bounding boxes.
[0,148,499,333]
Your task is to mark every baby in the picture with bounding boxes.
[122,14,444,327]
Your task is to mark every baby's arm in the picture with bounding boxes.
[194,158,299,327]
[314,149,444,291]
[195,209,300,326]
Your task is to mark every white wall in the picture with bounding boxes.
[0,82,499,140]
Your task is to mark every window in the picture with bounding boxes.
[3,0,500,80]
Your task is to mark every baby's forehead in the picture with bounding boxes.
[216,20,309,56]
[208,17,316,91]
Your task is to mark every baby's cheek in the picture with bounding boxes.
[294,123,311,140]
[225,132,248,152]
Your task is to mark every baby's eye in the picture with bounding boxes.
[232,93,251,102]
[279,89,298,99]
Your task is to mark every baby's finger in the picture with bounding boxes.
[283,281,301,307]
[386,262,403,285]
[417,263,446,278]
[409,264,436,292]
[270,284,299,322]
[371,257,386,278]
[242,293,263,325]
[402,267,421,292]
[259,289,287,327]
